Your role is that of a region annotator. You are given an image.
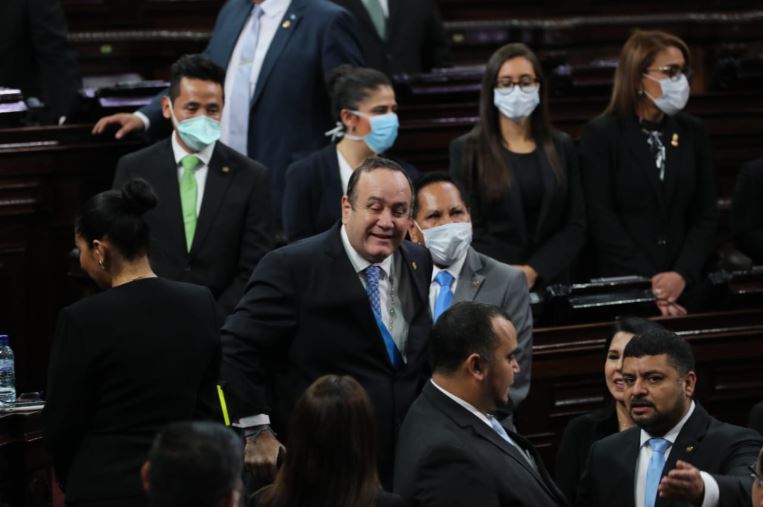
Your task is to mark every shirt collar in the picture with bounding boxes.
[340,225,393,279]
[430,247,468,283]
[336,147,353,194]
[171,131,215,167]
[430,379,493,428]
[256,0,291,18]
[640,400,696,447]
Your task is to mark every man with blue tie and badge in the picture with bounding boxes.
[220,157,432,489]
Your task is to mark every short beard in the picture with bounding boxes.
[633,396,688,436]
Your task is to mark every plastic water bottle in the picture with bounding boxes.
[0,335,16,404]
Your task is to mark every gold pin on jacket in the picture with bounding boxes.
[282,20,291,28]
[412,261,417,270]
[222,166,231,174]
[671,133,679,147]
[685,445,694,453]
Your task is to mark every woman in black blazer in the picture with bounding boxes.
[580,31,718,316]
[43,179,221,507]
[450,43,586,289]
[282,65,415,242]
[251,375,402,507]
[555,317,666,504]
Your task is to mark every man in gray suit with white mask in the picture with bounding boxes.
[408,172,533,414]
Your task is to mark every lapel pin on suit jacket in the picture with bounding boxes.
[282,19,291,28]
[222,166,231,174]
[671,133,679,146]
[411,261,417,270]
[685,445,694,453]
[472,279,481,287]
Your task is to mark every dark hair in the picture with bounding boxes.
[328,65,391,123]
[346,156,414,213]
[605,30,690,117]
[431,301,508,374]
[259,375,380,507]
[146,421,243,507]
[412,171,468,218]
[623,329,695,376]
[605,317,666,354]
[75,178,158,260]
[169,54,226,101]
[458,43,562,201]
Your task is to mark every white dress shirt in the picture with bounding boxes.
[220,0,291,148]
[635,401,720,507]
[428,249,468,316]
[170,132,214,215]
[336,148,353,194]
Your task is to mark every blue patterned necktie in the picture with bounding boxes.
[645,438,671,507]
[364,265,402,368]
[226,5,264,155]
[433,270,454,321]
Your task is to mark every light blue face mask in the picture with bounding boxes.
[345,111,399,154]
[167,98,221,151]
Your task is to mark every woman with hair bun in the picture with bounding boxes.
[282,65,416,242]
[43,179,222,507]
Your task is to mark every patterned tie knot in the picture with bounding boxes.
[435,270,454,289]
[253,4,264,18]
[648,437,671,454]
[181,155,200,173]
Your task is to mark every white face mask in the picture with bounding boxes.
[419,222,473,267]
[643,74,690,116]
[493,86,540,123]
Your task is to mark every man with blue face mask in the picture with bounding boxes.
[113,54,273,320]
[408,172,533,418]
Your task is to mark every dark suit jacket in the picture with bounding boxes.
[0,0,80,123]
[554,406,618,504]
[394,382,568,507]
[282,144,419,242]
[450,131,586,285]
[113,139,273,319]
[576,403,762,507]
[137,0,363,225]
[221,223,433,486]
[330,0,451,76]
[731,158,762,264]
[580,113,718,284]
[250,487,403,507]
[43,278,221,505]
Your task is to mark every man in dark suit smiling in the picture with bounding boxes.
[113,55,272,320]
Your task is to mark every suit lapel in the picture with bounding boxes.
[661,115,683,207]
[323,146,344,223]
[453,248,485,301]
[533,142,556,242]
[154,139,188,257]
[221,0,255,69]
[191,143,234,254]
[511,430,570,505]
[251,0,304,109]
[624,117,667,212]
[386,0,400,40]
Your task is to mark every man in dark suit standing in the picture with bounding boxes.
[95,0,363,228]
[221,157,432,488]
[113,55,272,319]
[0,0,81,124]
[394,302,567,507]
[407,172,533,417]
[330,0,451,76]
[577,330,761,507]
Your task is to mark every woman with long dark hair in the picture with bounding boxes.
[580,31,718,316]
[450,43,586,289]
[554,317,666,503]
[43,179,221,507]
[253,375,401,507]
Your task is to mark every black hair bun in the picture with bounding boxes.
[121,178,159,215]
[327,64,356,95]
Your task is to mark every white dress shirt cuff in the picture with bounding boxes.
[134,111,150,131]
[699,470,720,507]
[234,413,271,429]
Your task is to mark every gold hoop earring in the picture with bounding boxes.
[98,258,105,270]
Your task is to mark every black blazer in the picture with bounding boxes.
[221,223,433,486]
[0,0,80,123]
[450,131,586,285]
[250,487,403,507]
[282,144,419,242]
[113,139,273,319]
[393,382,568,507]
[43,279,221,505]
[576,403,762,507]
[554,407,618,504]
[330,0,451,76]
[579,113,718,284]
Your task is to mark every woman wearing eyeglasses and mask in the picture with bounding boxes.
[282,65,416,243]
[580,31,718,316]
[450,43,586,289]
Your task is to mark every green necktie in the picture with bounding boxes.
[364,0,386,39]
[180,155,200,252]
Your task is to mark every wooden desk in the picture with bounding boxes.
[0,410,50,507]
